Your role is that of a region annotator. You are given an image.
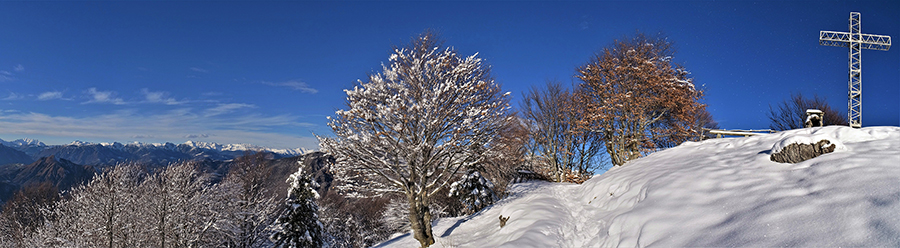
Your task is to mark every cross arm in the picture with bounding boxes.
[859,33,891,51]
[820,31,891,51]
[819,31,851,47]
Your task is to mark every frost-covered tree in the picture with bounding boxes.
[141,161,216,247]
[318,31,510,247]
[449,169,497,214]
[317,194,389,248]
[577,33,706,166]
[27,162,223,247]
[32,164,144,247]
[216,152,279,248]
[0,182,59,247]
[270,165,325,248]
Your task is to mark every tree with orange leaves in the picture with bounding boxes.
[577,33,707,166]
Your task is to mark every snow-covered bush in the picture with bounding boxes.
[449,169,497,214]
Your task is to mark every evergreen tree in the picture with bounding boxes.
[271,167,324,248]
[449,169,497,214]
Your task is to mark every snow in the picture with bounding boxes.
[0,138,47,147]
[375,126,900,247]
[68,140,93,146]
[2,137,307,156]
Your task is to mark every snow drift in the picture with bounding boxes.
[376,126,900,247]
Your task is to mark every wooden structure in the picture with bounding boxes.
[703,128,776,139]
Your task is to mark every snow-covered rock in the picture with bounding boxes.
[376,126,900,247]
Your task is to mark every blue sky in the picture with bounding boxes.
[1,1,897,150]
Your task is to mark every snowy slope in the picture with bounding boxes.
[376,126,900,247]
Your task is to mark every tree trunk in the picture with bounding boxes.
[407,194,435,248]
[607,130,628,166]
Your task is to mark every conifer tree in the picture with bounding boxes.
[449,169,497,214]
[270,167,325,248]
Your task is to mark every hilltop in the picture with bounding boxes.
[377,126,900,247]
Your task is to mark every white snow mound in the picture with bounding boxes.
[376,126,900,247]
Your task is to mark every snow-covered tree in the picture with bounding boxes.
[141,161,216,247]
[0,182,59,247]
[215,153,279,248]
[27,162,223,247]
[577,33,706,166]
[449,169,497,214]
[270,165,325,248]
[317,195,389,248]
[318,31,510,247]
[32,164,144,247]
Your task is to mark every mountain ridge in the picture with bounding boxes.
[0,144,32,165]
[0,138,309,166]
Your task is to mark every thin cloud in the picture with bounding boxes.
[262,80,318,94]
[141,88,184,105]
[83,87,126,105]
[38,91,64,101]
[183,134,211,139]
[2,92,23,101]
[0,109,320,150]
[14,64,24,72]
[205,103,255,117]
[190,67,209,73]
[0,72,13,82]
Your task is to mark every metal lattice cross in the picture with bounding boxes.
[820,12,891,128]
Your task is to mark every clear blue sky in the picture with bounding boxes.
[1,1,898,150]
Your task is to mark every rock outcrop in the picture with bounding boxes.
[770,140,836,163]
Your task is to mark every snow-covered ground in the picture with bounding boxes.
[376,126,900,247]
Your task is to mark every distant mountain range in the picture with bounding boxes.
[0,138,308,167]
[0,151,334,208]
[0,144,33,166]
[0,155,97,206]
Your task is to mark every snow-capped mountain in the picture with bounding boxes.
[0,138,49,157]
[180,140,307,156]
[0,138,309,166]
[0,138,47,148]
